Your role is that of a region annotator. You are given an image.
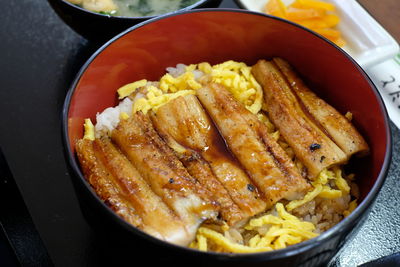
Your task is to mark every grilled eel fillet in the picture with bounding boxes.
[76,139,161,241]
[111,112,219,238]
[252,60,348,179]
[197,83,310,208]
[92,137,195,245]
[152,94,267,226]
[272,57,369,157]
[77,138,202,245]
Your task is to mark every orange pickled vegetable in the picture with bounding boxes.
[265,0,287,18]
[264,0,345,47]
[291,0,335,11]
[286,8,325,20]
[296,14,340,29]
[314,29,346,46]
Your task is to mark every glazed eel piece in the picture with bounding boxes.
[197,83,310,208]
[92,137,193,245]
[75,139,162,240]
[111,112,219,237]
[152,94,267,226]
[252,60,348,179]
[272,57,369,157]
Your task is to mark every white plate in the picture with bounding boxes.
[236,0,399,69]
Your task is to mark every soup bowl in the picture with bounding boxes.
[48,0,222,41]
[62,9,391,266]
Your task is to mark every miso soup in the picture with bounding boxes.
[68,0,200,17]
[114,0,199,17]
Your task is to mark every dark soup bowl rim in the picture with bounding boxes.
[61,8,392,262]
[58,0,216,19]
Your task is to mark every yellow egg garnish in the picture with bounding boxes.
[286,184,323,211]
[119,112,129,120]
[83,118,95,141]
[195,227,273,253]
[343,199,358,217]
[191,203,318,253]
[286,166,352,211]
[117,79,147,99]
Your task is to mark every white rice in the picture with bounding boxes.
[95,97,133,137]
[166,63,187,77]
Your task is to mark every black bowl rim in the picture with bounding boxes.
[59,0,214,19]
[62,8,392,261]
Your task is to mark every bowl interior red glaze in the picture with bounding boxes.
[67,10,389,208]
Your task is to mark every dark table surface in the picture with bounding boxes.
[0,0,399,266]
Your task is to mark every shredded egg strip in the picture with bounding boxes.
[343,199,358,217]
[198,61,263,114]
[286,167,353,211]
[191,227,273,253]
[132,85,195,114]
[117,79,148,99]
[190,203,318,253]
[83,119,95,141]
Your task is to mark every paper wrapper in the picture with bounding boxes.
[366,54,400,129]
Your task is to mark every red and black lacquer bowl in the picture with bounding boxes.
[62,9,392,266]
[48,0,222,41]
